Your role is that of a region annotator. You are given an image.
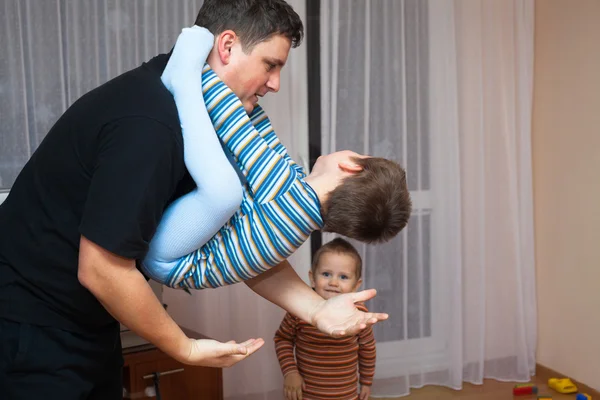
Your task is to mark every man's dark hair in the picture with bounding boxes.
[195,0,304,51]
[321,157,412,244]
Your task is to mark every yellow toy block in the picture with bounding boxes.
[548,378,578,394]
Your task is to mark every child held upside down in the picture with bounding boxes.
[275,238,376,400]
[142,27,411,336]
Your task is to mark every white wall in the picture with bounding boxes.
[533,0,600,391]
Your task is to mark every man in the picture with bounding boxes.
[0,1,386,398]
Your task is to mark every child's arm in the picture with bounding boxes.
[357,303,377,394]
[143,27,242,275]
[203,76,305,205]
[273,312,300,376]
[164,77,324,288]
[247,106,305,177]
[274,313,305,400]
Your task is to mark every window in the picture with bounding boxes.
[316,0,447,374]
[0,0,202,195]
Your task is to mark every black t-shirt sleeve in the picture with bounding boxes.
[80,117,183,259]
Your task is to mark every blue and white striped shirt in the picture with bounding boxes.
[164,67,323,290]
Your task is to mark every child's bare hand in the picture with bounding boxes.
[310,289,388,337]
[359,384,372,399]
[283,372,305,400]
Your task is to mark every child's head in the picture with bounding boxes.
[307,151,412,244]
[309,238,363,299]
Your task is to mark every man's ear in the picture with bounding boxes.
[216,30,237,65]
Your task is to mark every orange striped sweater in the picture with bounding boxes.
[274,303,376,400]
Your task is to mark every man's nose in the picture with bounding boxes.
[266,71,281,93]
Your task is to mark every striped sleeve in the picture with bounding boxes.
[274,312,300,376]
[172,175,323,288]
[357,303,376,386]
[163,68,323,290]
[203,69,304,204]
[248,105,306,178]
[164,156,323,289]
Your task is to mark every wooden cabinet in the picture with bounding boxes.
[122,328,223,400]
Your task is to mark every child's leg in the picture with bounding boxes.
[143,27,242,281]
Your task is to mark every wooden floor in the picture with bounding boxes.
[377,376,576,399]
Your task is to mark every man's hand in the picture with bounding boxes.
[309,289,388,337]
[183,338,265,368]
[246,261,388,337]
[283,371,305,400]
[79,236,263,367]
[359,384,372,400]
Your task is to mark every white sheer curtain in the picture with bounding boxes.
[321,0,536,397]
[0,0,205,191]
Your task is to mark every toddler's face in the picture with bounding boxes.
[309,252,362,300]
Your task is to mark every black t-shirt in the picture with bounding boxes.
[0,54,195,332]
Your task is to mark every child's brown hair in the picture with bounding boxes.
[311,238,363,280]
[321,157,411,243]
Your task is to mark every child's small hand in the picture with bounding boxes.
[283,371,305,400]
[359,384,372,400]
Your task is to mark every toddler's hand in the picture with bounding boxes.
[359,384,372,400]
[283,371,305,400]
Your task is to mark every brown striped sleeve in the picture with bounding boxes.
[357,304,376,386]
[273,312,299,376]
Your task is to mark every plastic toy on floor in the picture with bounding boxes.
[576,394,592,400]
[513,385,538,395]
[537,396,552,400]
[548,378,578,394]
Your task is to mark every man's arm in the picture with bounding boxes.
[245,260,322,323]
[245,260,388,336]
[78,235,263,367]
[76,111,264,366]
[78,236,190,360]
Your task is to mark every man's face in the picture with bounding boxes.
[221,34,291,113]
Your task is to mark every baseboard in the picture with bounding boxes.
[536,363,600,398]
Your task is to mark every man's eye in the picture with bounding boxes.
[266,63,276,71]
